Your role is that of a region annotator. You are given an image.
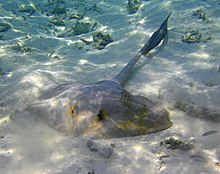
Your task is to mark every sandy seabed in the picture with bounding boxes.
[1,0,220,173]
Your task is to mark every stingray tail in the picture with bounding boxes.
[139,12,171,55]
[112,12,172,85]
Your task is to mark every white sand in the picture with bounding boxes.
[0,0,220,173]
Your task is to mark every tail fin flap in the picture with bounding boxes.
[139,12,172,55]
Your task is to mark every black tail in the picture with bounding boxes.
[139,12,172,55]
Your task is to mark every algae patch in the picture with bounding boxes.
[160,137,194,150]
[182,30,211,44]
[192,9,210,21]
[57,21,97,37]
[0,22,11,32]
[126,0,142,14]
[19,4,36,15]
[92,32,113,50]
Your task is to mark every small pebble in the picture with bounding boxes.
[160,137,194,150]
[87,139,115,158]
[190,155,207,162]
[202,130,218,136]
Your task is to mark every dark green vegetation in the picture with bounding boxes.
[192,9,209,21]
[127,0,142,14]
[0,22,11,32]
[182,30,211,44]
[2,0,113,51]
[182,30,202,43]
[57,21,97,37]
[182,9,212,44]
[92,32,113,50]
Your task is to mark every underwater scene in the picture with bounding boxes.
[0,0,220,173]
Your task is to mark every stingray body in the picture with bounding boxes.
[30,13,172,139]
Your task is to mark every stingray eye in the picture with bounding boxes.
[97,109,108,121]
[70,104,76,117]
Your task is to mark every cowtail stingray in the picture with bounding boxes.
[29,13,172,139]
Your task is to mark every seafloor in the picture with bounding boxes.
[0,0,220,174]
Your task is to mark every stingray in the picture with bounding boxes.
[30,13,172,139]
